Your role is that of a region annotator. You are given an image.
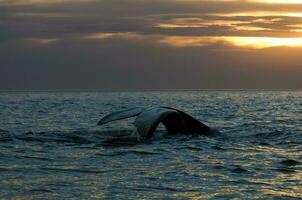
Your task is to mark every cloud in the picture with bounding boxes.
[1,33,302,90]
[1,0,302,89]
[0,0,95,6]
[248,0,302,4]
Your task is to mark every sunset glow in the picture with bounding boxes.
[1,4,302,198]
[251,0,302,3]
[225,37,302,48]
[159,36,302,48]
[214,11,302,18]
[1,0,302,90]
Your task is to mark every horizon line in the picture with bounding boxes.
[0,88,301,93]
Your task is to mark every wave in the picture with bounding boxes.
[1,126,301,148]
[0,129,167,147]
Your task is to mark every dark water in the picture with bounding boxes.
[0,91,301,199]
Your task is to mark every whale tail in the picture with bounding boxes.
[98,106,211,138]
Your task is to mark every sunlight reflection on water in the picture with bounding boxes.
[0,91,301,199]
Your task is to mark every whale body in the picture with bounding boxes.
[98,107,211,139]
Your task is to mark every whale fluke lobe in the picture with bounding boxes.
[98,107,211,138]
[97,107,145,126]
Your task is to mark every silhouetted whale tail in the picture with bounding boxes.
[98,107,211,139]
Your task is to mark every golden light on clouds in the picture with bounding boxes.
[215,11,302,18]
[156,17,273,32]
[225,37,302,48]
[85,33,117,40]
[7,0,302,51]
[27,38,58,45]
[156,18,253,29]
[84,32,302,49]
[2,0,302,90]
[85,32,145,40]
[159,36,220,47]
[219,0,302,3]
[251,0,302,3]
[287,24,302,32]
[159,36,302,49]
[233,26,272,31]
[157,23,206,28]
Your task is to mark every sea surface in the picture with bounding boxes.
[0,91,301,199]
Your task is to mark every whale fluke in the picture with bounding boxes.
[98,107,211,139]
[98,107,145,126]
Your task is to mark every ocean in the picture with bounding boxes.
[0,91,301,199]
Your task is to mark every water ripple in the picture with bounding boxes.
[0,91,301,199]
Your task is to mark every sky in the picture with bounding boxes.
[1,0,302,90]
